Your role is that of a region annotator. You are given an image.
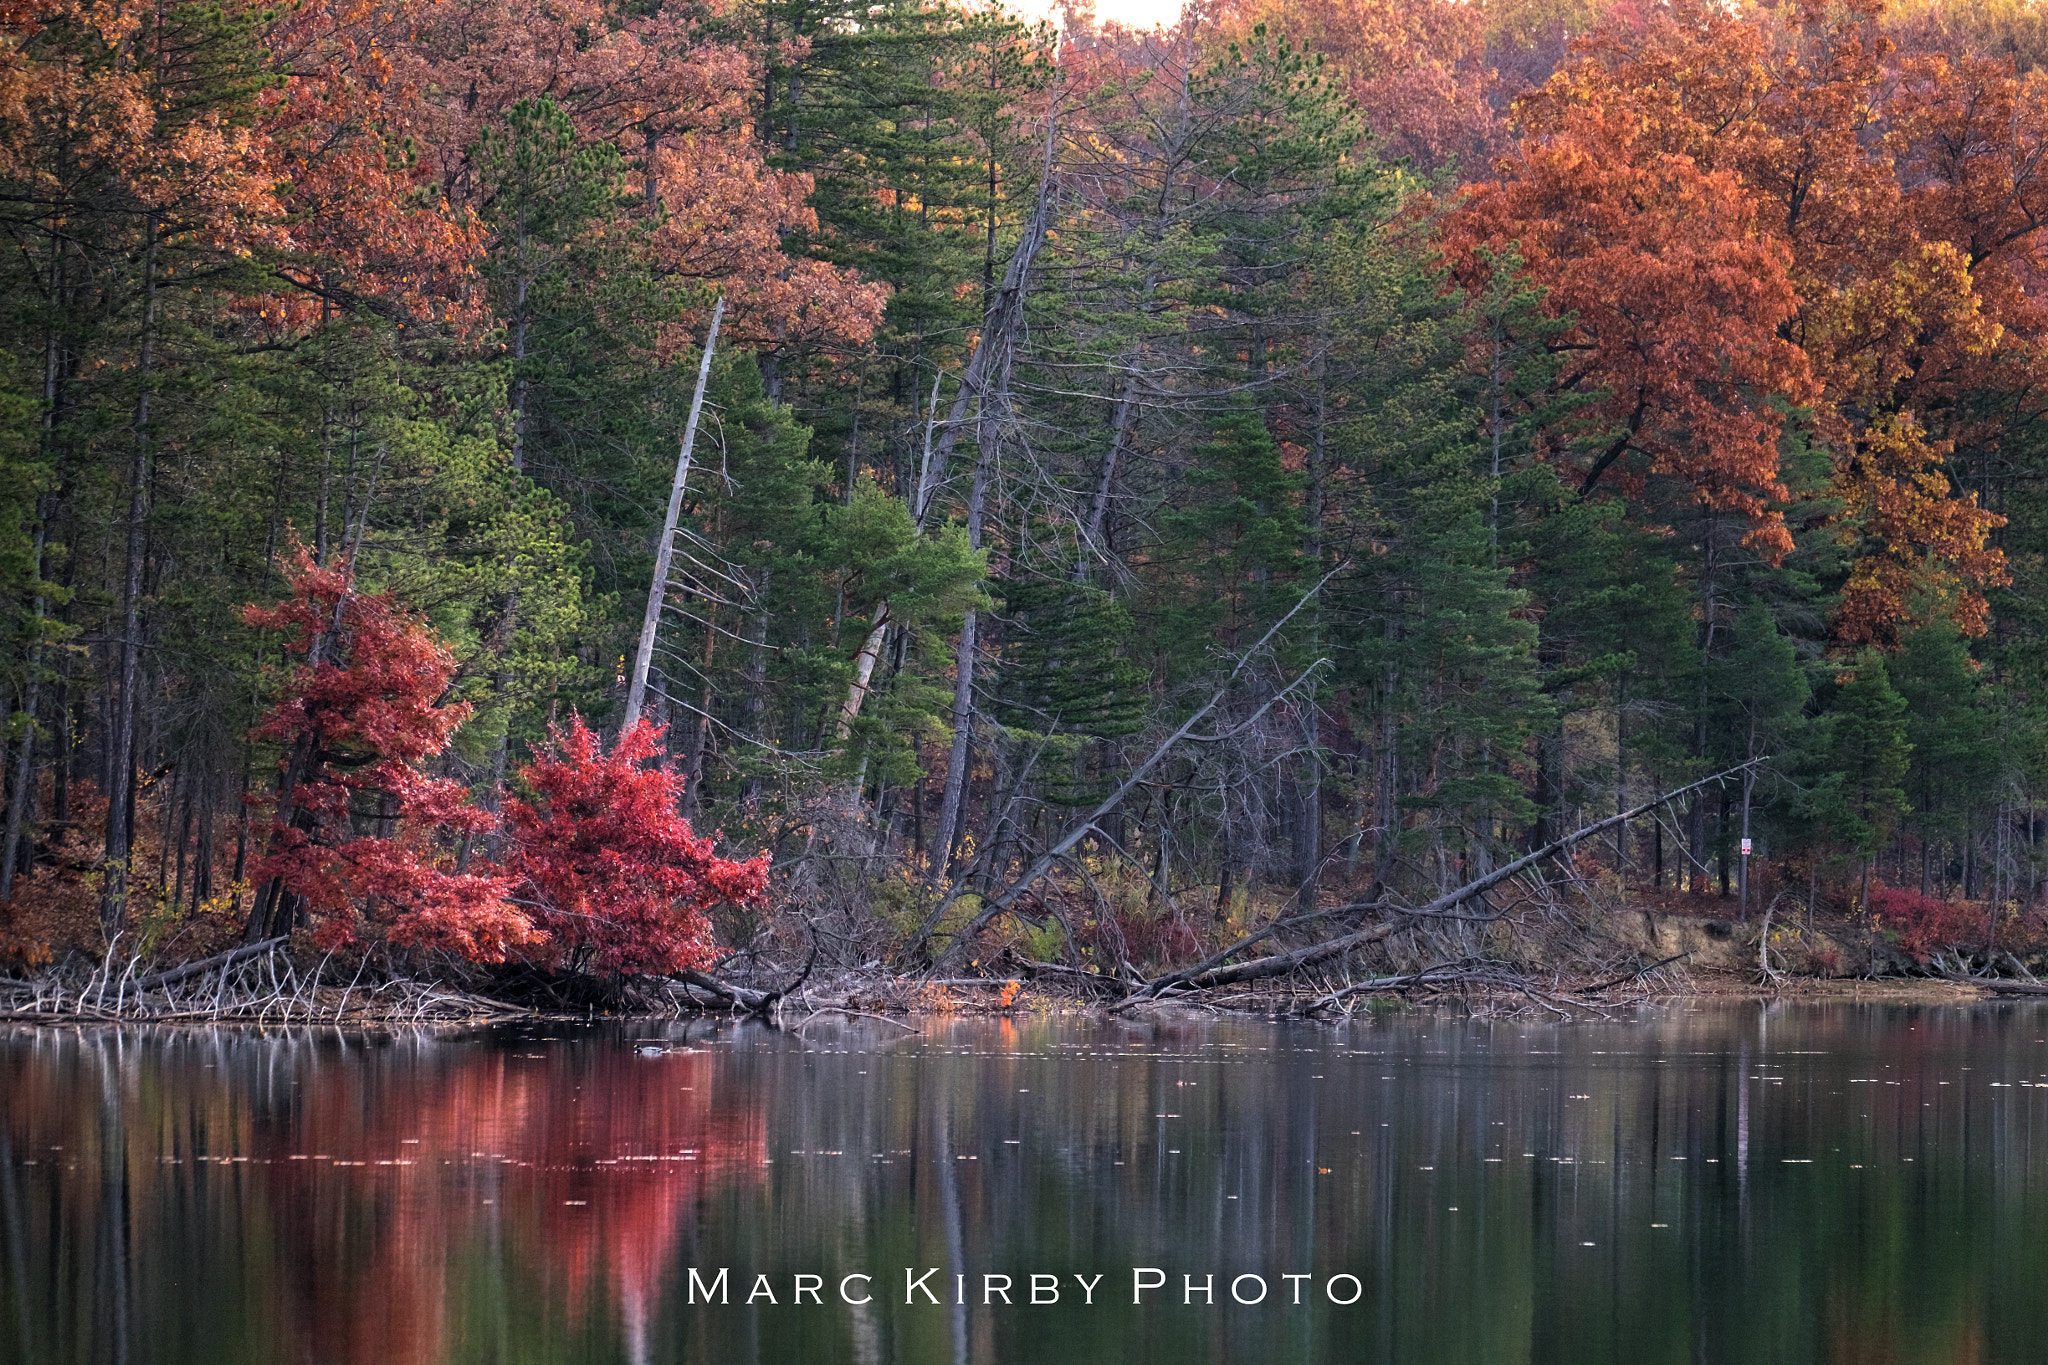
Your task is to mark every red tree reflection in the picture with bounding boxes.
[0,1031,763,1365]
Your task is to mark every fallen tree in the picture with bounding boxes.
[1107,760,1766,1010]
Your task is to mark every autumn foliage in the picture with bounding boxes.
[252,0,885,342]
[1443,98,1816,556]
[507,716,768,976]
[1868,881,1990,963]
[243,551,532,959]
[1444,0,2023,640]
[243,555,763,971]
[13,0,2048,992]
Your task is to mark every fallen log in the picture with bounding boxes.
[1301,964,1480,1013]
[1969,979,2048,996]
[675,940,818,1018]
[1580,951,1692,995]
[675,970,777,1012]
[132,937,288,991]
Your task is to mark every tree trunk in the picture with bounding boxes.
[742,571,769,804]
[1718,785,1731,898]
[1292,344,1326,910]
[835,607,892,739]
[928,609,978,883]
[5,241,69,899]
[1075,376,1137,580]
[102,214,159,937]
[1,515,48,901]
[1738,760,1754,919]
[622,297,724,735]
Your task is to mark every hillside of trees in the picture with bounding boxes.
[5,0,2048,1010]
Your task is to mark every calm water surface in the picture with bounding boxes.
[5,1004,2048,1364]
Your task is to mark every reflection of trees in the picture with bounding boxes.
[0,1027,764,1365]
[9,1015,2048,1364]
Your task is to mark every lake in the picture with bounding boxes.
[5,1003,2048,1363]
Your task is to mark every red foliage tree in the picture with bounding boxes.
[243,549,536,959]
[506,716,768,976]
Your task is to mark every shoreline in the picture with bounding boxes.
[0,962,2027,1029]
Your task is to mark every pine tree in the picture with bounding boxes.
[1817,649,1912,915]
[1151,400,1309,673]
[1893,619,1997,894]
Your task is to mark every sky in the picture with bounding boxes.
[1088,0,1187,27]
[1013,0,1190,33]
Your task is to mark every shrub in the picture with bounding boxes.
[1868,882,1984,964]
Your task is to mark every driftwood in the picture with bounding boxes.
[675,970,778,1013]
[1581,951,1691,995]
[1115,761,1764,1010]
[1301,963,1487,1013]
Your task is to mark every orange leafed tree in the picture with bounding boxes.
[1215,0,1507,175]
[252,0,885,346]
[1442,98,1816,558]
[1455,0,2015,643]
[0,0,286,251]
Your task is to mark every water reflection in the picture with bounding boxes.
[5,1005,2048,1363]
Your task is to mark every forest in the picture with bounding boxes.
[4,0,2048,1014]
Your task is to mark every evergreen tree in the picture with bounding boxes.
[1893,619,1997,894]
[1815,649,1912,913]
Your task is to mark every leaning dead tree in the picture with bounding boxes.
[622,295,725,737]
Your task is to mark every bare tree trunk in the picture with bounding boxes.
[623,297,724,735]
[929,610,978,884]
[1373,651,1399,896]
[742,570,769,804]
[1,517,48,901]
[923,115,1059,886]
[836,607,893,740]
[189,781,215,912]
[1738,736,1755,920]
[1718,786,1732,898]
[5,241,70,899]
[1293,344,1328,910]
[1076,377,1138,580]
